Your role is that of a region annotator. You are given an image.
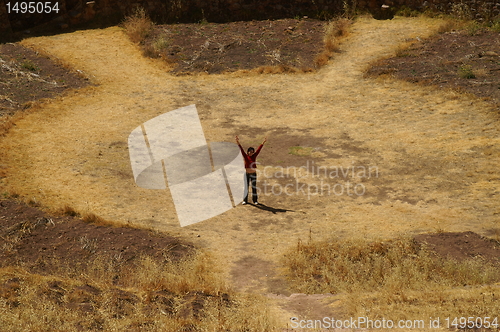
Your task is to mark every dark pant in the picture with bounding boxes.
[244,172,258,203]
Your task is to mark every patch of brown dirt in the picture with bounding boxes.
[414,231,500,264]
[231,255,291,295]
[0,199,193,277]
[229,127,334,167]
[366,29,500,106]
[145,19,327,74]
[0,43,90,117]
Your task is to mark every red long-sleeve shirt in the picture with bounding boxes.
[238,144,263,170]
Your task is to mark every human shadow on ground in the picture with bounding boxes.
[248,203,297,214]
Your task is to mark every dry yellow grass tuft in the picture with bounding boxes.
[436,18,465,33]
[54,205,134,228]
[82,212,109,225]
[59,204,80,217]
[314,18,351,67]
[122,7,154,44]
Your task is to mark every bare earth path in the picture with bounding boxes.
[2,16,499,326]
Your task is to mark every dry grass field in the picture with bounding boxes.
[1,13,499,331]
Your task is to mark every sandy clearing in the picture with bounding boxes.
[2,16,499,324]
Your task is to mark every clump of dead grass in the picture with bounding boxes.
[59,204,80,217]
[394,41,416,57]
[283,237,500,294]
[0,252,279,331]
[437,18,464,33]
[82,212,107,225]
[122,7,154,44]
[314,18,351,67]
[55,204,125,228]
[283,236,500,321]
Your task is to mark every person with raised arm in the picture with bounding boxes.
[235,135,267,205]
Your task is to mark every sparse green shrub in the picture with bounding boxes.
[21,60,39,72]
[491,22,500,32]
[153,34,170,52]
[465,21,483,35]
[490,17,500,32]
[458,64,475,79]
